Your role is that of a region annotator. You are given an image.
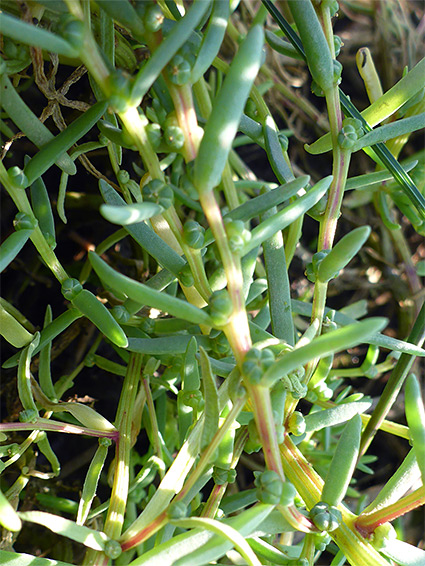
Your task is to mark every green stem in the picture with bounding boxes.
[119,107,164,180]
[199,190,251,361]
[163,207,211,302]
[360,300,425,455]
[92,352,143,564]
[221,162,240,209]
[121,393,246,551]
[0,163,68,282]
[168,82,203,162]
[201,429,248,519]
[142,377,164,478]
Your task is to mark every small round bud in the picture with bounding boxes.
[209,290,233,326]
[167,500,188,520]
[144,4,164,32]
[14,212,37,231]
[323,0,339,17]
[243,348,275,384]
[142,179,174,209]
[183,220,205,249]
[19,409,38,423]
[334,35,342,57]
[104,540,122,559]
[333,59,343,86]
[164,125,185,150]
[210,331,230,356]
[61,278,83,301]
[178,264,194,287]
[224,219,251,254]
[111,305,130,324]
[180,390,204,410]
[168,55,191,86]
[278,132,289,152]
[146,123,162,149]
[60,15,84,51]
[311,80,325,97]
[254,470,283,505]
[213,467,237,485]
[310,502,342,532]
[8,166,28,189]
[117,169,130,185]
[108,70,133,113]
[287,411,306,436]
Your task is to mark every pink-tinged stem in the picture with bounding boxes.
[355,486,425,537]
[0,420,118,442]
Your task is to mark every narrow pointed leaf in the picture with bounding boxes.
[263,318,387,388]
[100,202,163,225]
[200,347,219,450]
[304,401,372,433]
[405,374,425,485]
[89,252,212,326]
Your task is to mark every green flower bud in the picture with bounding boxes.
[140,317,155,334]
[180,389,204,410]
[168,55,191,86]
[144,4,164,32]
[117,169,130,185]
[146,123,162,149]
[323,0,339,17]
[245,419,262,453]
[164,125,185,150]
[275,422,285,444]
[60,15,84,50]
[242,348,275,385]
[311,80,325,97]
[288,411,306,436]
[313,532,332,551]
[371,522,396,551]
[183,220,205,249]
[104,540,122,559]
[338,117,364,149]
[168,500,188,520]
[278,132,289,152]
[338,125,358,149]
[85,353,96,367]
[224,219,251,254]
[108,70,133,113]
[209,290,233,326]
[333,59,343,85]
[178,264,194,288]
[280,481,297,506]
[210,331,231,356]
[213,467,237,485]
[334,35,342,57]
[142,179,174,209]
[111,305,130,324]
[306,250,331,282]
[61,278,83,301]
[244,98,258,120]
[254,470,284,505]
[19,409,38,423]
[14,212,37,231]
[310,501,342,532]
[152,98,167,125]
[8,166,28,189]
[312,380,333,401]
